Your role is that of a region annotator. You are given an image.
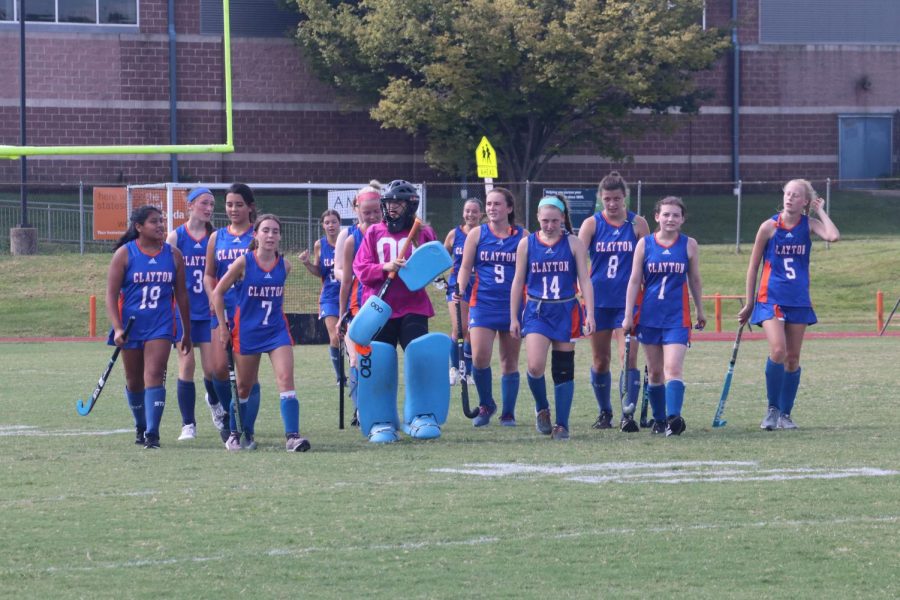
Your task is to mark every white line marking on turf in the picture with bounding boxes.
[33,514,900,574]
[432,462,899,485]
[0,427,132,437]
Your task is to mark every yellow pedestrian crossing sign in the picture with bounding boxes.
[475,136,498,179]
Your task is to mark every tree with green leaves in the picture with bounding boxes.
[292,0,729,182]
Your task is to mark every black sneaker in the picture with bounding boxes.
[135,428,146,445]
[665,415,686,437]
[620,415,640,433]
[651,420,666,435]
[143,433,161,449]
[592,411,613,430]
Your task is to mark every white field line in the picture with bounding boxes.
[34,514,900,575]
[431,460,758,477]
[570,467,899,484]
[0,427,132,437]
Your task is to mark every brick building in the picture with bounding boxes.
[1,0,898,185]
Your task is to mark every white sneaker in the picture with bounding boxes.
[760,406,781,431]
[207,396,227,432]
[776,413,798,430]
[224,432,241,451]
[449,367,459,386]
[177,423,196,441]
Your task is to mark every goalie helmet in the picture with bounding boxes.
[380,180,419,233]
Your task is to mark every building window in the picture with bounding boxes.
[761,0,900,44]
[201,0,300,38]
[0,0,137,24]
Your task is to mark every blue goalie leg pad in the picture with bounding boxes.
[779,368,801,415]
[765,358,785,408]
[554,380,574,430]
[591,369,613,414]
[403,333,452,439]
[144,386,166,437]
[473,366,495,409]
[648,384,666,423]
[176,379,196,425]
[665,379,685,417]
[528,373,550,412]
[357,341,399,440]
[348,295,393,347]
[125,388,146,430]
[280,394,300,434]
[501,372,520,417]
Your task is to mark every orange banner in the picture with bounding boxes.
[93,187,190,241]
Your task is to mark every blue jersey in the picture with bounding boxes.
[118,241,177,342]
[757,214,812,308]
[174,224,211,320]
[348,224,365,313]
[213,225,253,317]
[470,223,524,311]
[638,233,691,328]
[447,226,468,288]
[525,233,578,301]
[590,211,639,308]
[234,252,292,354]
[318,236,340,305]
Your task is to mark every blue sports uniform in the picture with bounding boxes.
[348,224,365,315]
[636,233,692,346]
[469,223,524,331]
[521,233,583,342]
[211,225,253,328]
[318,236,340,319]
[751,214,817,326]
[589,211,639,330]
[233,252,293,355]
[109,241,177,349]
[446,226,473,302]
[173,224,212,344]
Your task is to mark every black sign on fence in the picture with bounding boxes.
[541,188,598,233]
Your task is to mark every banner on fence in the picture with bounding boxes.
[93,187,128,240]
[542,188,598,232]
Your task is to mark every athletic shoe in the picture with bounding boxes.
[207,397,227,433]
[651,420,666,435]
[135,428,146,445]
[406,414,442,439]
[285,434,311,452]
[351,410,360,428]
[619,415,640,433]
[535,408,552,435]
[550,424,570,440]
[241,434,258,451]
[225,432,241,451]
[368,423,399,444]
[760,406,781,431]
[473,404,497,427]
[592,411,613,430]
[143,433,160,449]
[177,423,196,441]
[665,415,686,437]
[776,413,798,430]
[449,367,459,386]
[499,414,517,427]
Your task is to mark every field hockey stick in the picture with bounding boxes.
[76,316,135,416]
[224,325,243,436]
[639,365,650,428]
[712,323,745,428]
[879,296,900,336]
[455,283,478,419]
[619,332,636,415]
[338,311,351,429]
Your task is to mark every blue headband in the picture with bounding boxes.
[187,187,213,203]
[538,196,566,213]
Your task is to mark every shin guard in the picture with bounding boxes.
[402,333,452,439]
[357,342,399,441]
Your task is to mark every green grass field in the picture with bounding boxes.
[1,335,898,598]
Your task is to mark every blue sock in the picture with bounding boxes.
[244,383,261,435]
[528,373,549,412]
[144,386,166,436]
[125,388,146,430]
[501,372,520,417]
[648,384,666,423]
[463,342,473,375]
[280,392,300,435]
[203,378,220,406]
[349,366,359,408]
[665,379,685,418]
[554,381,574,430]
[779,368,801,415]
[591,369,613,413]
[176,379,196,425]
[765,358,785,408]
[473,366,495,409]
[627,368,641,412]
[213,377,233,414]
[450,342,459,368]
[329,346,342,382]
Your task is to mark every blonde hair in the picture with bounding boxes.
[354,180,382,208]
[783,179,817,215]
